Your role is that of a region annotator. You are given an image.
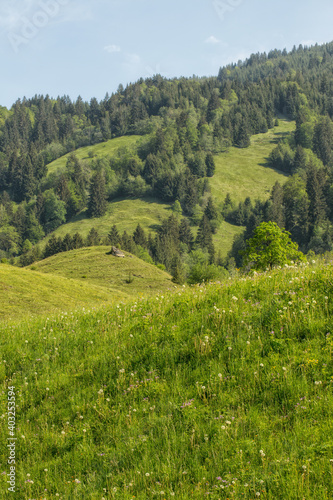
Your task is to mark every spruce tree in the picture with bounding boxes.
[86,227,100,246]
[204,197,219,220]
[179,218,194,251]
[205,153,216,177]
[88,170,107,218]
[109,225,120,246]
[133,224,147,248]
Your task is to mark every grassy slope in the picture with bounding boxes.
[47,135,141,176]
[0,248,173,321]
[1,260,333,499]
[31,246,172,293]
[0,263,123,322]
[40,197,171,245]
[212,118,295,256]
[211,118,294,203]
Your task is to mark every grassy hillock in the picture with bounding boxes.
[1,259,333,499]
[46,135,141,177]
[0,248,172,321]
[0,263,123,322]
[31,246,173,293]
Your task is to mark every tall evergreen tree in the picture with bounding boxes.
[88,170,107,217]
[133,224,147,248]
[109,225,121,246]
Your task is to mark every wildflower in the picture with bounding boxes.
[256,493,260,497]
[302,465,307,470]
[282,367,287,371]
[228,347,232,351]
[221,425,226,430]
[218,373,222,378]
[44,469,48,472]
[259,450,265,457]
[145,473,150,477]
[260,363,264,367]
[247,341,250,345]
[226,420,231,425]
[119,368,125,373]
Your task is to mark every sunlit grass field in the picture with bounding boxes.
[0,248,172,321]
[1,258,333,499]
[0,263,122,322]
[211,118,294,204]
[46,136,141,177]
[31,246,172,294]
[39,197,172,249]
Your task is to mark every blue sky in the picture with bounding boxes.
[1,0,333,108]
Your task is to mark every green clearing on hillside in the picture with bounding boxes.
[46,135,141,176]
[1,260,333,499]
[39,197,172,247]
[211,118,294,204]
[0,263,122,322]
[211,118,295,257]
[31,246,172,293]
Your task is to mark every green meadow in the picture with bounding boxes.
[0,248,173,321]
[211,118,295,257]
[0,263,120,322]
[46,136,141,177]
[39,197,172,249]
[211,119,294,204]
[1,258,333,499]
[31,246,173,294]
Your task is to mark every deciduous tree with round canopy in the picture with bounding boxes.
[242,221,306,270]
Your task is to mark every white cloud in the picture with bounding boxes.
[104,44,121,53]
[205,35,220,44]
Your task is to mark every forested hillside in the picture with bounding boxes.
[2,41,333,277]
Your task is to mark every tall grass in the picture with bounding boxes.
[1,259,333,499]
